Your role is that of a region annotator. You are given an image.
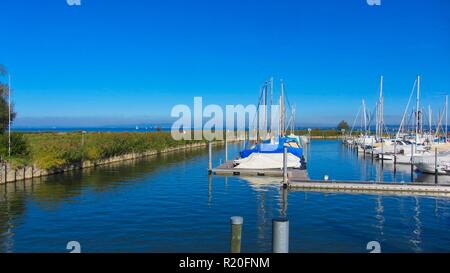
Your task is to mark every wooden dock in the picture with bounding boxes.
[211,161,309,179]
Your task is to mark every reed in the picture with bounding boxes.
[1,132,205,169]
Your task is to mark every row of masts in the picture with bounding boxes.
[350,75,448,142]
[254,78,294,141]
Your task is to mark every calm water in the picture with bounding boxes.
[1,140,449,253]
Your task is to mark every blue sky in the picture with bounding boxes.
[1,0,449,127]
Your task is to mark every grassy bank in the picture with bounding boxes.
[1,132,205,169]
[0,129,350,170]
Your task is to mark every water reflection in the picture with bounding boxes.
[238,176,280,192]
[411,197,422,252]
[375,196,385,239]
[0,146,211,252]
[416,173,450,185]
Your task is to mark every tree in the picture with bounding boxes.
[337,120,350,131]
[0,65,16,134]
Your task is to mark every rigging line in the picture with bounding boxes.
[350,105,362,136]
[366,103,378,128]
[397,79,418,137]
[250,86,266,132]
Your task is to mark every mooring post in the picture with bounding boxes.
[230,216,243,253]
[394,141,397,172]
[272,218,289,253]
[283,144,288,185]
[435,148,438,184]
[208,142,212,174]
[371,138,374,162]
[410,144,414,182]
[225,131,228,162]
[381,139,384,168]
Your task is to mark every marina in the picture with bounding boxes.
[1,140,450,253]
[1,0,450,257]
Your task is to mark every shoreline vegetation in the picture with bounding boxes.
[0,129,347,184]
[0,132,221,184]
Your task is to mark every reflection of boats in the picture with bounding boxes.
[415,173,450,185]
[239,176,280,191]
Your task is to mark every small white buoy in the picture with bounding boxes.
[324,175,329,181]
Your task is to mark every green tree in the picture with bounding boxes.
[0,65,16,133]
[337,120,350,131]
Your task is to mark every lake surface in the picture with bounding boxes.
[1,140,449,253]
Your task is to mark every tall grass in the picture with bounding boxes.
[1,132,204,170]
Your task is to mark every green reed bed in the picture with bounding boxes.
[0,132,205,169]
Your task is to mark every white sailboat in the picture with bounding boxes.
[234,78,305,170]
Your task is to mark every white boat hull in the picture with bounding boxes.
[234,153,301,170]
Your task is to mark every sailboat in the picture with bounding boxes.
[233,79,304,170]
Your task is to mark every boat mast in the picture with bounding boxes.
[256,86,262,141]
[280,80,285,137]
[264,81,268,136]
[269,77,273,139]
[376,76,384,140]
[362,99,367,135]
[446,95,448,142]
[416,75,420,143]
[380,76,384,139]
[429,105,432,134]
[397,78,417,139]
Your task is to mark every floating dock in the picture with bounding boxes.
[289,179,450,197]
[211,160,309,180]
[208,142,450,197]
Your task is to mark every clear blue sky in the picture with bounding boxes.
[1,0,449,127]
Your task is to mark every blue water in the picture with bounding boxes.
[0,140,449,253]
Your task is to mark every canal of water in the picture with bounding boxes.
[1,140,449,252]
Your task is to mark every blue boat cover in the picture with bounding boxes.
[240,137,303,159]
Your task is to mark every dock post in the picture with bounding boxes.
[394,141,397,173]
[410,144,414,182]
[272,218,289,253]
[371,138,374,163]
[208,142,212,174]
[230,216,243,253]
[225,131,228,162]
[381,140,384,168]
[435,148,438,184]
[283,145,288,185]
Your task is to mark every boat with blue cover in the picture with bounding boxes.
[233,78,306,170]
